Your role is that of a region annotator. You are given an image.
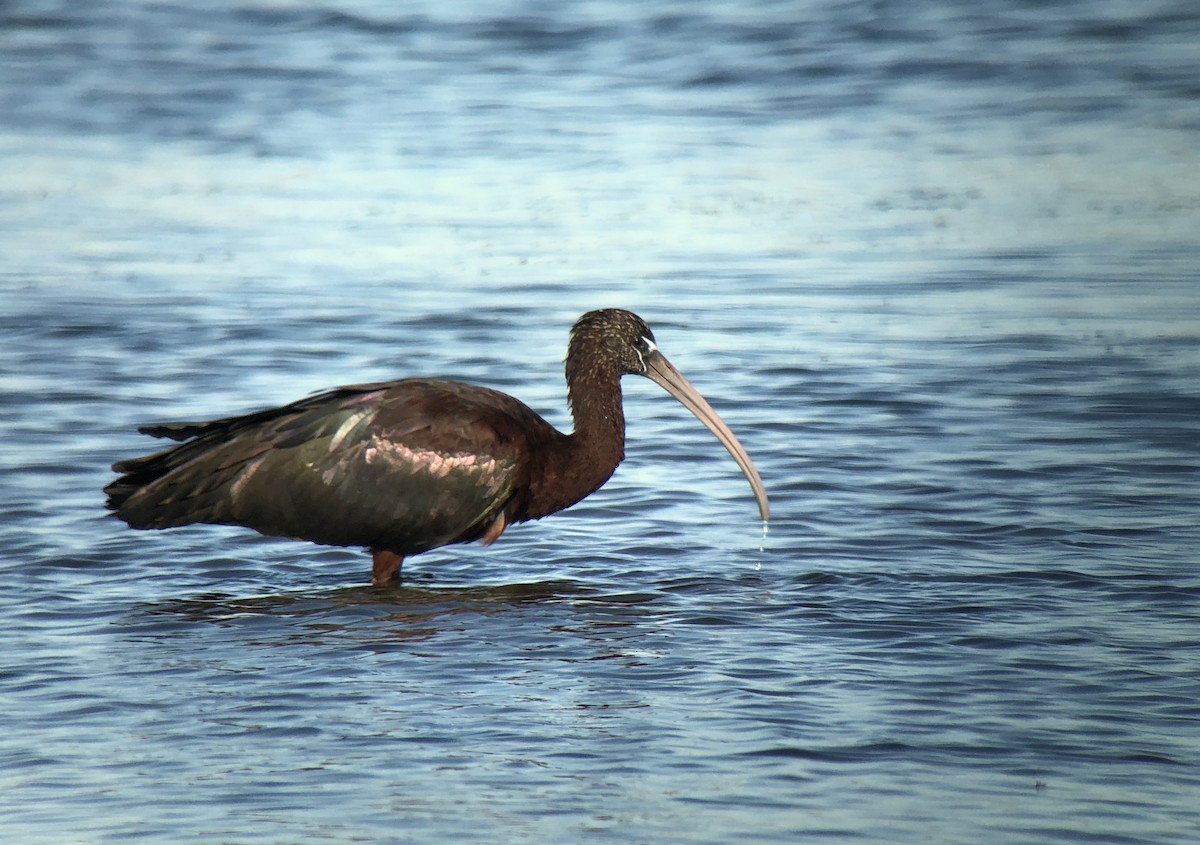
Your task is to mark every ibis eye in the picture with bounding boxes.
[633,335,657,371]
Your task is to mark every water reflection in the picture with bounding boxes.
[128,579,599,643]
[138,578,591,615]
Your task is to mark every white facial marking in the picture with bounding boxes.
[635,335,657,369]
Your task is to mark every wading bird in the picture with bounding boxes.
[105,309,769,584]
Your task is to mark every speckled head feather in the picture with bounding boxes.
[568,309,658,379]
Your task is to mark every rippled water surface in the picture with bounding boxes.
[2,2,1199,843]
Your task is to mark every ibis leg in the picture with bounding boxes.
[479,510,507,546]
[371,550,404,585]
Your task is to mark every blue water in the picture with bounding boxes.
[2,1,1199,842]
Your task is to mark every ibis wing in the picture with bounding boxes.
[106,379,544,554]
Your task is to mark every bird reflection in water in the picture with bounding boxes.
[132,579,634,649]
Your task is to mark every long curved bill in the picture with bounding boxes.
[643,348,770,522]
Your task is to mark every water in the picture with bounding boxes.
[2,1,1199,842]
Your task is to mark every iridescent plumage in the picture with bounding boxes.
[106,309,768,584]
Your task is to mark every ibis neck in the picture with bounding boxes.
[568,367,626,468]
[525,348,627,519]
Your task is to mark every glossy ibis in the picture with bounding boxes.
[105,309,769,584]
